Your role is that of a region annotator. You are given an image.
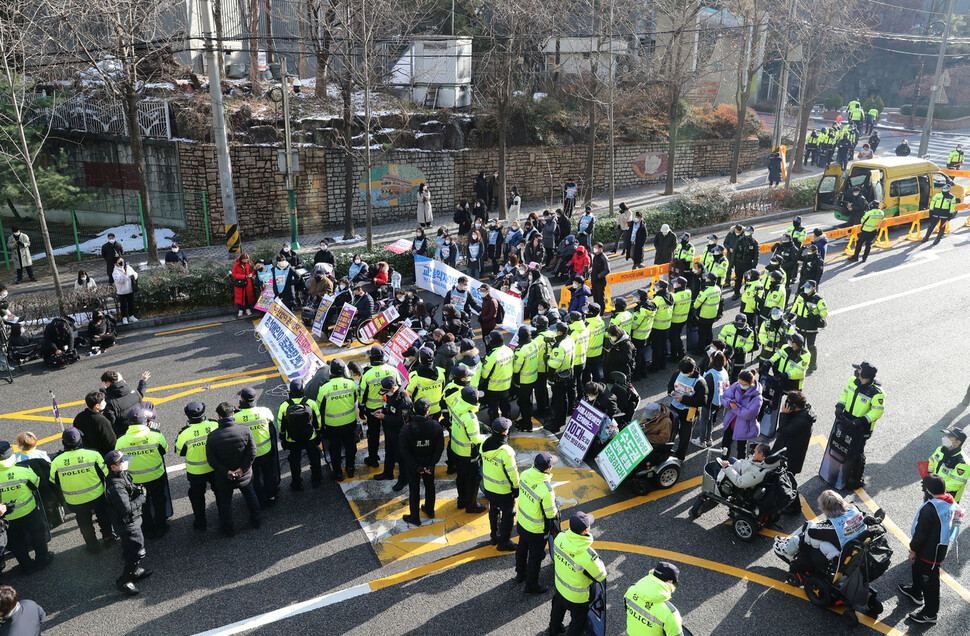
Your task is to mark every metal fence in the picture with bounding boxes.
[49,95,172,139]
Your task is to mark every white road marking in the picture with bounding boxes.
[830,270,970,316]
[848,251,937,281]
[191,583,373,636]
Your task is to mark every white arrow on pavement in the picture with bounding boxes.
[849,250,938,281]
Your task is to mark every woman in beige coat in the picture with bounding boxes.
[416,183,433,228]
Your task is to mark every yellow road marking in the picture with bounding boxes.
[584,476,703,519]
[154,322,224,336]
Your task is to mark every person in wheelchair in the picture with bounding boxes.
[637,402,675,467]
[707,442,773,493]
[306,263,334,300]
[782,490,867,581]
[350,283,375,325]
[372,262,393,300]
[392,289,416,321]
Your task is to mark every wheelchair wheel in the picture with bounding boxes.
[629,477,651,496]
[864,595,883,617]
[355,323,374,345]
[655,464,680,489]
[804,576,832,608]
[689,497,705,520]
[733,514,757,542]
[842,609,859,627]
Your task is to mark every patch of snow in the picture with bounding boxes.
[30,224,177,261]
[533,92,547,100]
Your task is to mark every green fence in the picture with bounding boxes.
[0,190,209,270]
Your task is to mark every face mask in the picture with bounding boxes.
[277,262,288,269]
[475,222,482,227]
[396,295,405,302]
[108,238,115,243]
[119,461,129,472]
[12,232,19,237]
[942,437,953,448]
[518,267,526,275]
[339,284,347,290]
[117,262,124,268]
[354,258,361,264]
[319,244,327,250]
[739,383,750,389]
[99,400,107,410]
[661,228,669,235]
[745,231,753,236]
[0,292,6,301]
[172,247,179,253]
[314,275,323,281]
[586,395,597,402]
[80,276,87,282]
[572,282,579,289]
[593,248,601,254]
[445,240,452,245]
[283,246,291,252]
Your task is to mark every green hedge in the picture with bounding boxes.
[899,104,970,120]
[823,94,843,111]
[247,239,417,280]
[134,259,233,314]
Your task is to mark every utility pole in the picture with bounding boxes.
[199,0,240,253]
[281,57,299,249]
[919,0,955,158]
[772,0,797,147]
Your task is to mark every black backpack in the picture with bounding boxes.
[494,299,505,324]
[284,399,316,442]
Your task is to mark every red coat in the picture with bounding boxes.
[232,260,256,306]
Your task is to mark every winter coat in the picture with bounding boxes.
[102,240,124,268]
[569,246,591,275]
[474,175,489,203]
[768,156,783,182]
[206,416,256,488]
[722,381,763,442]
[555,215,571,244]
[624,224,646,265]
[524,240,545,265]
[352,292,375,323]
[0,600,46,636]
[105,469,145,529]
[734,235,760,271]
[433,341,460,375]
[7,231,31,268]
[653,231,676,264]
[112,264,138,296]
[72,409,117,457]
[400,414,445,469]
[103,380,146,436]
[567,284,591,314]
[590,251,610,284]
[772,405,816,474]
[508,195,521,221]
[541,219,557,248]
[603,333,636,379]
[417,188,434,225]
[232,260,256,306]
[307,273,334,298]
[74,277,97,292]
[640,403,674,446]
[480,296,501,332]
[270,265,302,309]
[895,143,910,157]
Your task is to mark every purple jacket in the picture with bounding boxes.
[722,382,763,441]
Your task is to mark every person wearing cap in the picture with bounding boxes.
[788,280,827,372]
[849,201,885,263]
[515,451,559,593]
[206,403,261,536]
[72,391,117,457]
[927,428,969,503]
[359,347,401,469]
[114,407,171,538]
[708,246,728,287]
[732,228,759,300]
[835,362,885,488]
[718,314,754,381]
[758,306,795,366]
[899,473,962,624]
[175,402,218,530]
[664,277,688,357]
[583,304,606,384]
[784,216,807,245]
[480,418,520,550]
[546,322,577,433]
[234,387,280,507]
[452,385,487,513]
[164,242,187,268]
[409,348,446,421]
[700,235,719,272]
[50,428,116,552]
[624,561,683,636]
[923,184,957,246]
[103,449,151,596]
[649,282,673,373]
[765,333,811,392]
[373,375,412,489]
[479,330,514,423]
[692,273,721,353]
[0,441,52,574]
[399,398,444,525]
[653,224,676,266]
[277,380,323,490]
[797,242,825,291]
[532,315,556,419]
[317,360,361,481]
[631,290,657,379]
[722,224,743,287]
[771,235,800,298]
[567,311,590,399]
[512,326,541,432]
[947,144,964,169]
[549,510,607,635]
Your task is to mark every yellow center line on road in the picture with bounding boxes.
[154,322,224,336]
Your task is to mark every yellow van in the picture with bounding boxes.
[814,157,964,224]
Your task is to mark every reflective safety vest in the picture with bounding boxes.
[784,225,808,245]
[0,459,40,520]
[949,150,964,164]
[758,319,794,361]
[860,208,885,233]
[442,381,466,417]
[770,346,811,387]
[806,132,818,146]
[693,286,721,320]
[535,331,557,373]
[50,448,107,505]
[631,305,655,341]
[569,323,590,367]
[929,193,956,218]
[513,340,541,385]
[319,377,359,426]
[700,247,716,272]
[586,316,606,357]
[480,440,519,495]
[652,297,673,331]
[868,108,879,119]
[837,377,885,431]
[719,323,754,354]
[928,446,970,503]
[671,290,692,324]
[547,336,576,373]
[450,400,485,457]
[740,281,761,314]
[359,364,400,410]
[115,425,168,484]
[552,529,607,603]
[481,345,514,391]
[912,497,961,552]
[611,310,635,334]
[709,258,728,285]
[790,293,828,333]
[758,286,786,317]
[517,466,557,534]
[235,405,275,457]
[175,420,218,475]
[409,367,446,415]
[673,243,694,262]
[624,572,683,636]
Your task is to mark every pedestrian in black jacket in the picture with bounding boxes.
[374,376,412,488]
[101,370,149,436]
[399,398,444,525]
[72,391,117,457]
[771,390,814,474]
[205,403,261,537]
[555,209,571,245]
[603,325,636,381]
[590,243,610,308]
[104,449,151,596]
[475,172,490,205]
[313,240,335,266]
[732,227,760,298]
[626,213,648,267]
[653,224,676,265]
[101,234,124,279]
[351,285,376,323]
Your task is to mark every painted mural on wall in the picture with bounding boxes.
[632,152,668,179]
[358,164,427,207]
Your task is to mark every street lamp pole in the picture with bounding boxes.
[919,0,955,158]
[281,57,299,249]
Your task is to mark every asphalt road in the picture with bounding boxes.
[2,206,969,636]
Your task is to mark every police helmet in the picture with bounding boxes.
[653,280,668,293]
[636,288,650,301]
[745,225,754,234]
[533,315,549,330]
[744,269,761,283]
[793,216,802,226]
[769,270,784,284]
[780,233,793,243]
[369,346,385,363]
[707,234,718,242]
[807,243,818,254]
[460,385,481,405]
[769,307,784,321]
[614,297,627,311]
[703,272,717,285]
[802,280,817,293]
[567,311,583,324]
[556,323,569,335]
[943,185,951,193]
[680,232,691,241]
[517,325,533,344]
[673,276,687,290]
[734,313,747,326]
[713,245,723,255]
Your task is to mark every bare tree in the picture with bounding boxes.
[302,0,339,99]
[49,0,184,264]
[727,0,768,183]
[237,0,263,95]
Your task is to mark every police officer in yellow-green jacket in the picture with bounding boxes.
[409,348,446,419]
[764,333,811,392]
[513,326,541,432]
[516,452,559,594]
[625,562,684,636]
[175,401,218,531]
[481,418,520,551]
[278,380,323,489]
[928,428,969,503]
[547,322,577,433]
[568,311,590,397]
[719,313,754,381]
[480,330,514,422]
[452,385,487,513]
[532,315,555,418]
[649,282,674,372]
[669,277,691,360]
[549,511,607,636]
[739,269,762,333]
[631,289,656,379]
[235,386,280,507]
[0,440,52,573]
[359,346,401,468]
[835,361,885,488]
[318,358,361,481]
[584,303,606,383]
[693,273,721,352]
[114,406,171,538]
[51,427,116,552]
[924,185,957,245]
[759,306,796,364]
[850,202,885,263]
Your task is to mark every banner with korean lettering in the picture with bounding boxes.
[254,287,275,312]
[413,255,522,331]
[256,298,327,381]
[594,423,653,490]
[558,401,606,465]
[359,305,400,341]
[311,294,335,337]
[329,303,357,347]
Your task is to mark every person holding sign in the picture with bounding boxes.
[481,418,520,551]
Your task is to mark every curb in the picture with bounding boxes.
[116,306,240,333]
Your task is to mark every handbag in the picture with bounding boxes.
[234,278,248,288]
[130,275,138,293]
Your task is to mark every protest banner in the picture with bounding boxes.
[413,255,522,331]
[329,303,358,347]
[311,294,335,337]
[384,324,420,366]
[359,306,400,341]
[595,423,653,490]
[254,287,275,312]
[385,238,413,254]
[558,401,606,465]
[256,299,327,381]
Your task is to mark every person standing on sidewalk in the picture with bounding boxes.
[562,178,577,217]
[416,183,433,228]
[101,233,124,279]
[614,202,632,254]
[7,228,35,284]
[112,258,139,325]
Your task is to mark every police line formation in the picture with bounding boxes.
[0,210,966,636]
